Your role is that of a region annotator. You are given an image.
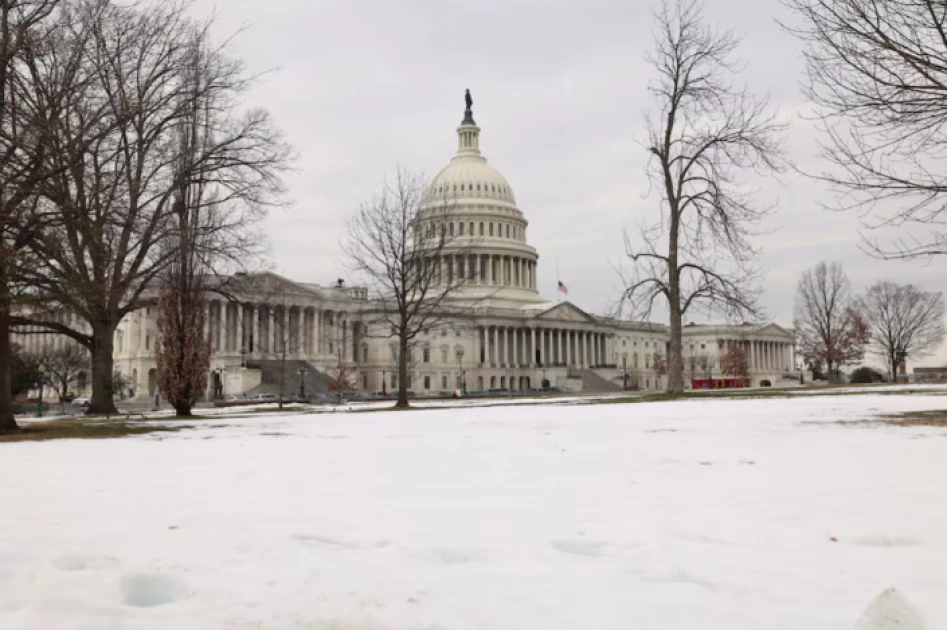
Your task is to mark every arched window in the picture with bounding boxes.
[479,222,484,235]
[459,223,464,235]
[362,345,369,362]
[469,221,474,234]
[460,183,465,191]
[489,223,494,236]
[506,224,510,238]
[477,183,481,191]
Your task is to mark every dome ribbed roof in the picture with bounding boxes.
[423,112,517,206]
[427,158,516,205]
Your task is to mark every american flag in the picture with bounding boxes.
[558,280,568,295]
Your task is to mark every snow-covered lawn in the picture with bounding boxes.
[2,393,946,629]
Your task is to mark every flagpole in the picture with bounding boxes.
[556,255,560,303]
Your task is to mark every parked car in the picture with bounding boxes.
[249,393,277,403]
[72,395,91,408]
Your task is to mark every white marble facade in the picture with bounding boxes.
[18,103,796,399]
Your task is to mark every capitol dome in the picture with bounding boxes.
[418,98,543,307]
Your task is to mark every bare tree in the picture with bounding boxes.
[858,281,945,383]
[38,342,88,412]
[652,351,667,389]
[794,261,870,382]
[0,0,68,432]
[620,0,787,395]
[785,0,947,258]
[343,169,479,408]
[16,1,290,415]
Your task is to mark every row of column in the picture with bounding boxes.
[477,325,614,368]
[723,339,793,372]
[204,301,357,362]
[13,313,83,356]
[431,254,536,289]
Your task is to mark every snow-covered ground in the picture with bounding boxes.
[2,392,946,629]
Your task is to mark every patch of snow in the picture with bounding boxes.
[1,392,946,629]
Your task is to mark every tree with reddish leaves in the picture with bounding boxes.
[719,344,750,386]
[327,358,355,404]
[155,291,211,417]
[794,262,870,382]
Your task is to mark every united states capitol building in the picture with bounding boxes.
[77,101,796,399]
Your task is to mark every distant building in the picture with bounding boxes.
[911,366,947,383]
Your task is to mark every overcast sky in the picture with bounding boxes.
[191,0,947,367]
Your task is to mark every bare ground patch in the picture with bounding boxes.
[832,409,947,428]
[0,418,191,443]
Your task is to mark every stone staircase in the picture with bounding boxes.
[245,360,332,397]
[573,369,624,393]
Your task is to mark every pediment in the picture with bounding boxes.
[535,302,596,324]
[229,272,313,299]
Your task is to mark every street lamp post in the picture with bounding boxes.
[298,365,307,399]
[37,363,46,418]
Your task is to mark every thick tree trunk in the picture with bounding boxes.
[395,331,409,408]
[174,401,192,416]
[0,291,18,433]
[88,320,119,415]
[667,210,685,395]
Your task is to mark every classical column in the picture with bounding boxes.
[248,305,257,355]
[537,328,544,365]
[236,303,245,356]
[492,326,499,365]
[530,328,537,366]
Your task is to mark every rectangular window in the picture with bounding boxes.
[479,223,484,235]
[469,221,474,234]
[449,223,454,236]
[441,348,448,363]
[363,347,368,362]
[424,375,431,389]
[441,375,447,389]
[489,223,494,236]
[391,373,398,389]
[459,223,464,235]
[407,374,413,389]
[145,333,151,350]
[423,348,430,363]
[506,224,510,238]
[363,374,368,389]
